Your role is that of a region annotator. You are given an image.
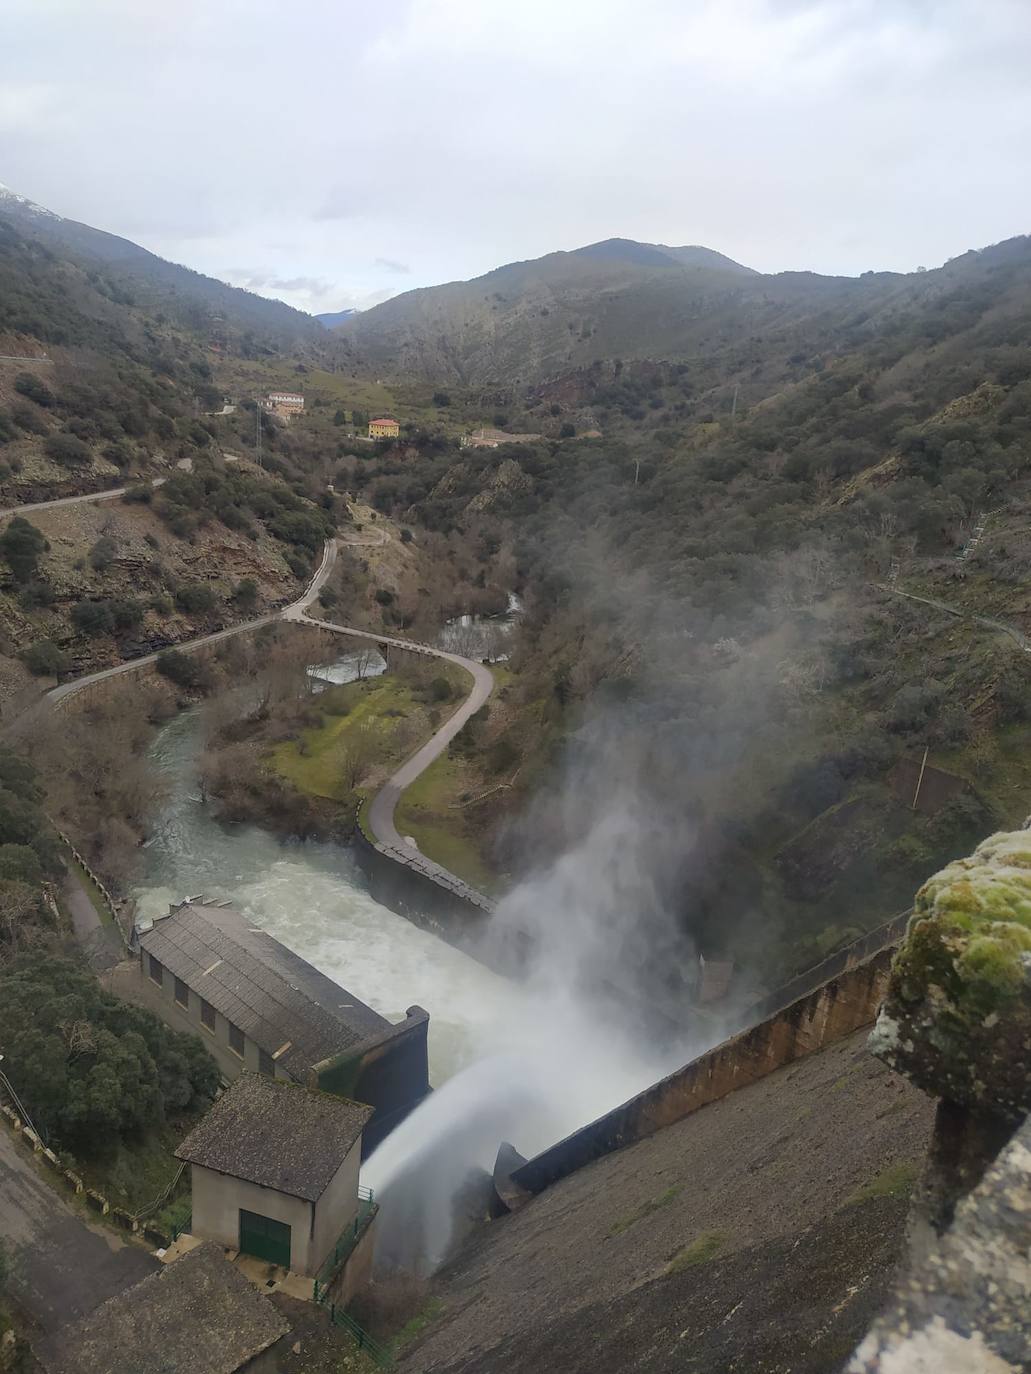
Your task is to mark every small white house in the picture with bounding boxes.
[176,1076,373,1278]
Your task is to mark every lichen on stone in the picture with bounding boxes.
[871,830,1031,1119]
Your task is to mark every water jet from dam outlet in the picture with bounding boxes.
[132,648,702,1272]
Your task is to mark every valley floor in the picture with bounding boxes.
[399,1028,935,1374]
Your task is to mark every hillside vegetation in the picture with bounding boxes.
[344,234,1031,981]
[6,193,1031,987]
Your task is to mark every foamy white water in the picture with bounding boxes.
[132,681,519,1084]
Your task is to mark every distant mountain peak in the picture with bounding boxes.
[315,307,359,329]
[0,182,62,221]
[569,238,756,275]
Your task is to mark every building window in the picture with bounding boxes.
[148,954,163,986]
[259,1048,275,1077]
[174,977,189,1009]
[228,1022,245,1058]
[200,999,215,1032]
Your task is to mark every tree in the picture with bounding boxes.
[0,955,218,1151]
[0,517,46,583]
[339,724,376,791]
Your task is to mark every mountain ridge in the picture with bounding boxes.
[0,182,323,354]
[330,232,976,385]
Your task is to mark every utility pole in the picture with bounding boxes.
[731,383,740,421]
[255,397,262,467]
[634,458,641,486]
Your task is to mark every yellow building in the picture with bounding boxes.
[368,416,400,439]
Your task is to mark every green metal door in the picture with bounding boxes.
[239,1208,291,1268]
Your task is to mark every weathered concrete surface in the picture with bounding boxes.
[399,1030,935,1374]
[0,1124,157,1337]
[848,1114,1031,1373]
[513,947,895,1196]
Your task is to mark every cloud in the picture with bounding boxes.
[2,0,1030,300]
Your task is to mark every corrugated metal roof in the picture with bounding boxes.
[138,902,388,1078]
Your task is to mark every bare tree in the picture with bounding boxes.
[340,724,377,792]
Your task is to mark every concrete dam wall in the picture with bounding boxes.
[508,938,900,1199]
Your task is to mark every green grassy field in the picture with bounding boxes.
[271,676,425,800]
[394,750,499,892]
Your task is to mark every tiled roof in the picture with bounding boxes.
[48,1243,288,1374]
[176,1075,373,1200]
[369,416,398,424]
[137,902,387,1078]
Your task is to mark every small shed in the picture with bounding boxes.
[45,1242,289,1374]
[176,1076,373,1277]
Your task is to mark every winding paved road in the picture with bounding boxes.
[0,476,168,522]
[46,536,495,898]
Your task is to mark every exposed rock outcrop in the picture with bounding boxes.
[869,829,1031,1122]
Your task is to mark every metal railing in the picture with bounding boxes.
[312,1187,377,1302]
[311,1187,389,1365]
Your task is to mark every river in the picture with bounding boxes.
[130,652,521,1085]
[132,645,694,1268]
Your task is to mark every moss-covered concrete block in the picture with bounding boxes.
[869,830,1031,1120]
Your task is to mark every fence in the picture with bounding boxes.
[312,1186,389,1366]
[324,1303,392,1368]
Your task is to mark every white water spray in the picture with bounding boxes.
[363,798,706,1271]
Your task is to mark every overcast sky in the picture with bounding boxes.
[3,0,1030,315]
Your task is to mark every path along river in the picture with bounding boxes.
[130,649,519,1085]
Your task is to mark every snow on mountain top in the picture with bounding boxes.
[0,183,62,220]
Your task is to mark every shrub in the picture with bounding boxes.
[10,402,48,435]
[429,676,453,702]
[70,600,115,636]
[233,577,258,609]
[0,517,46,583]
[400,528,413,543]
[89,535,118,572]
[175,583,217,615]
[156,649,213,692]
[375,588,395,606]
[109,598,144,631]
[22,640,70,677]
[14,373,53,407]
[45,432,91,467]
[18,579,56,610]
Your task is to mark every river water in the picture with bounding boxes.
[131,652,521,1085]
[132,644,694,1270]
